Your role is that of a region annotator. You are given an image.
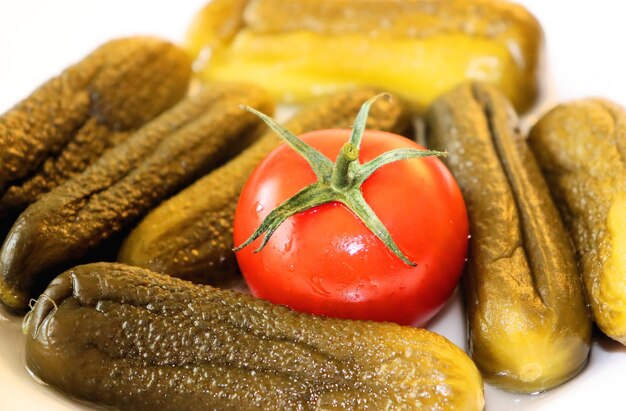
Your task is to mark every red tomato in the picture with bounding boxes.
[234,129,468,326]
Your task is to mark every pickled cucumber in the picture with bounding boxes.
[528,99,626,344]
[0,84,272,311]
[0,37,191,220]
[187,0,543,112]
[24,262,484,411]
[426,83,591,393]
[118,88,410,283]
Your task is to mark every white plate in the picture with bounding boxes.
[1,1,625,410]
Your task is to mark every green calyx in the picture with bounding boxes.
[233,94,447,266]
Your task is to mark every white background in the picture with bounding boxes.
[0,1,625,410]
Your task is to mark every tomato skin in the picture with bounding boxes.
[234,129,468,326]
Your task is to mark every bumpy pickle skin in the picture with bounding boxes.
[24,262,484,411]
[118,88,410,283]
[0,37,191,219]
[426,84,591,393]
[186,0,543,112]
[528,99,626,344]
[0,84,273,312]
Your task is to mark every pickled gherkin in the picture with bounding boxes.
[528,99,626,344]
[0,84,272,311]
[426,83,591,393]
[187,0,543,112]
[118,88,410,283]
[0,37,191,220]
[24,262,484,411]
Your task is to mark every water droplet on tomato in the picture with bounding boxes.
[281,238,293,252]
[343,288,364,302]
[255,201,264,213]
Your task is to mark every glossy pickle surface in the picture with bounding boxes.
[426,83,591,393]
[528,99,626,344]
[186,0,543,113]
[24,262,484,411]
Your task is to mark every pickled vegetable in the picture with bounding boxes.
[24,262,484,410]
[118,88,410,283]
[426,83,591,393]
[186,0,543,112]
[0,84,272,311]
[528,99,626,344]
[0,37,191,219]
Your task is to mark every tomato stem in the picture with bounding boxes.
[331,143,359,190]
[234,94,448,266]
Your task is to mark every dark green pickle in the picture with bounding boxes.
[118,88,410,284]
[0,37,191,220]
[0,84,272,311]
[24,262,484,410]
[426,83,591,393]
